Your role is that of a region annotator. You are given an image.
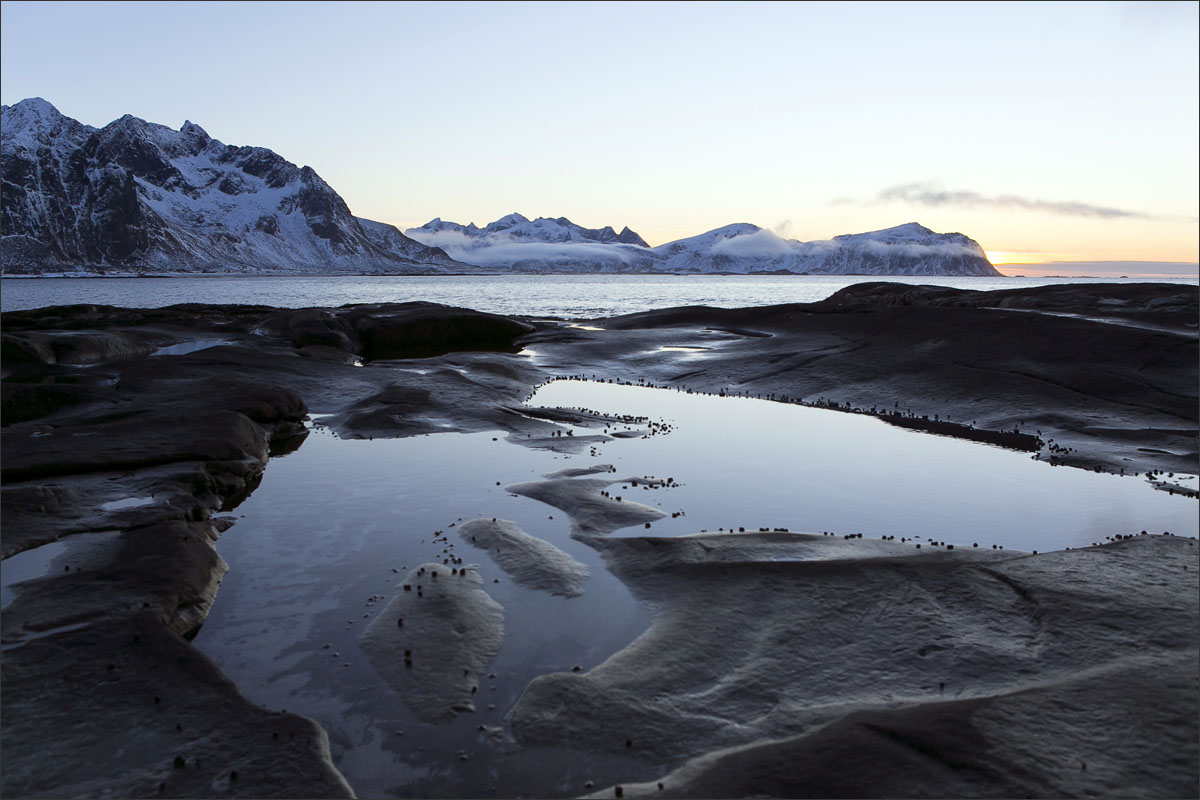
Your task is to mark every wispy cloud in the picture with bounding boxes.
[879,182,1196,222]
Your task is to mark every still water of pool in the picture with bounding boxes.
[193,379,1196,797]
[529,380,1197,550]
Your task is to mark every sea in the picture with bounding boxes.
[2,274,1196,318]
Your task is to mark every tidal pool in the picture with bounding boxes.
[193,378,1196,798]
[193,424,658,798]
[529,380,1197,550]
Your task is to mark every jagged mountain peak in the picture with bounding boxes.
[3,96,66,122]
[2,97,94,150]
[407,213,654,253]
[616,225,649,246]
[1,101,466,274]
[3,99,997,277]
[179,120,211,140]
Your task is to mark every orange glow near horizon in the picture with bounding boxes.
[984,250,1079,266]
[992,263,1199,279]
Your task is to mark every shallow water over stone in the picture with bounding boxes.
[0,530,123,611]
[0,541,68,610]
[528,380,1198,550]
[193,425,659,798]
[150,338,231,356]
[192,378,1196,797]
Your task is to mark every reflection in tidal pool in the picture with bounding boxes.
[529,380,1197,550]
[194,379,1196,797]
[194,426,657,798]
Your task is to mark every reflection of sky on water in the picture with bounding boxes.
[190,378,1195,797]
[530,380,1197,551]
[150,339,231,356]
[1,531,123,611]
[194,426,655,798]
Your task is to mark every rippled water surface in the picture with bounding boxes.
[4,274,1194,317]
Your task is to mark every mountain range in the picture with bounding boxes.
[1,99,999,277]
[406,216,998,276]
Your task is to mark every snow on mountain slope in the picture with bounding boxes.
[2,99,998,277]
[801,222,997,276]
[1,99,464,274]
[652,222,997,275]
[406,213,654,271]
[409,215,999,276]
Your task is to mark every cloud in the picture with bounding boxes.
[406,230,649,267]
[466,241,650,267]
[404,228,478,259]
[858,240,982,259]
[710,229,796,259]
[772,219,793,237]
[878,182,1196,222]
[804,238,982,260]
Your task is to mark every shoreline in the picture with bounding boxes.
[2,282,1196,797]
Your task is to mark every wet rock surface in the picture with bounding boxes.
[506,477,666,537]
[1,301,540,798]
[519,521,1199,799]
[1,286,1196,798]
[458,517,589,597]
[360,563,504,723]
[526,282,1198,477]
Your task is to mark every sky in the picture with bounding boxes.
[2,0,1197,276]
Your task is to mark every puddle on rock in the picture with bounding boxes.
[151,339,231,356]
[1,530,124,610]
[100,496,156,511]
[1,541,69,609]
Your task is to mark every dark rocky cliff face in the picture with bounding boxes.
[1,98,459,274]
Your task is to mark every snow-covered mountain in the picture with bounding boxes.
[1,98,464,274]
[2,99,998,277]
[419,213,648,247]
[407,213,656,272]
[409,215,1000,276]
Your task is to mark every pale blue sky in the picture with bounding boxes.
[2,0,1197,267]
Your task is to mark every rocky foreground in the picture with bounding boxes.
[1,283,1197,798]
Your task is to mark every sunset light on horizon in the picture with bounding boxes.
[2,0,1197,275]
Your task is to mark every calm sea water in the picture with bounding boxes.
[3,274,1195,318]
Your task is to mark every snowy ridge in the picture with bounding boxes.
[3,98,998,277]
[409,217,999,276]
[1,99,465,274]
[408,213,657,272]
